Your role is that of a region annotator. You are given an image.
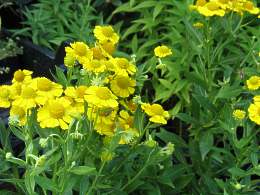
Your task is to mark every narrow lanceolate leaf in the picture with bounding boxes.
[69,166,96,175]
[199,132,213,161]
[35,176,59,192]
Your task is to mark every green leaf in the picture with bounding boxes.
[199,132,213,160]
[35,176,59,192]
[69,166,96,175]
[215,85,243,100]
[153,4,164,20]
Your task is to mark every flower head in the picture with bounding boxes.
[110,75,136,98]
[0,85,11,108]
[154,45,172,58]
[9,105,27,126]
[84,86,118,108]
[248,102,260,125]
[246,76,260,90]
[233,109,246,120]
[12,69,32,84]
[112,57,136,76]
[37,97,76,130]
[94,25,119,45]
[141,103,169,124]
[13,85,38,109]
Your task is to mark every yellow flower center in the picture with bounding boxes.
[74,43,87,56]
[92,47,103,60]
[76,86,88,98]
[14,70,25,82]
[37,78,52,91]
[207,2,220,11]
[0,88,9,98]
[96,87,111,100]
[21,87,36,99]
[102,27,114,37]
[49,102,65,119]
[117,76,130,89]
[12,106,25,117]
[117,58,129,69]
[102,42,115,54]
[151,104,164,115]
[244,2,253,10]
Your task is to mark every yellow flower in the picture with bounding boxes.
[248,102,260,125]
[13,85,38,109]
[82,59,107,74]
[65,42,93,65]
[64,53,76,67]
[233,109,246,120]
[154,45,172,58]
[84,86,118,108]
[31,77,63,105]
[10,105,27,126]
[94,25,119,45]
[9,83,22,100]
[12,69,32,84]
[253,95,260,103]
[193,22,204,28]
[0,85,11,108]
[118,110,139,144]
[141,103,169,124]
[120,99,138,113]
[101,41,116,55]
[112,57,136,76]
[243,1,259,15]
[110,75,136,98]
[91,46,105,60]
[64,85,88,113]
[197,2,226,17]
[246,76,260,90]
[37,97,75,130]
[95,121,115,136]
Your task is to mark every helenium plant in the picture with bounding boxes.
[0,26,175,194]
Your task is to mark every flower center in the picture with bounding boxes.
[102,27,114,37]
[96,87,111,100]
[102,42,115,54]
[151,104,164,115]
[74,43,87,56]
[14,70,25,82]
[117,76,130,89]
[12,106,25,117]
[244,2,253,10]
[37,78,52,91]
[196,0,207,6]
[0,88,9,98]
[21,87,36,99]
[117,58,129,69]
[76,86,88,98]
[207,2,220,11]
[250,77,259,85]
[49,102,65,119]
[92,47,103,60]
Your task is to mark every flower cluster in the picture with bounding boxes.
[190,0,259,17]
[0,25,169,144]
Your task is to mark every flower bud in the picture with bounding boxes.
[5,152,12,159]
[36,155,46,167]
[39,138,48,148]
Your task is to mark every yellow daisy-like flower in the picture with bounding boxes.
[84,86,118,108]
[246,76,260,90]
[233,109,246,120]
[112,57,136,76]
[91,46,105,60]
[154,45,172,58]
[110,75,136,98]
[101,41,116,55]
[9,105,27,126]
[37,97,75,130]
[9,83,22,100]
[95,121,115,136]
[13,85,38,109]
[12,69,32,84]
[0,85,12,108]
[65,86,88,113]
[82,59,107,74]
[65,42,93,65]
[118,110,139,144]
[141,103,169,124]
[248,102,260,125]
[120,99,138,113]
[197,2,226,17]
[243,1,259,15]
[94,25,119,45]
[88,107,117,128]
[31,77,63,105]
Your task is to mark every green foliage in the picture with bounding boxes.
[109,0,260,194]
[13,0,100,50]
